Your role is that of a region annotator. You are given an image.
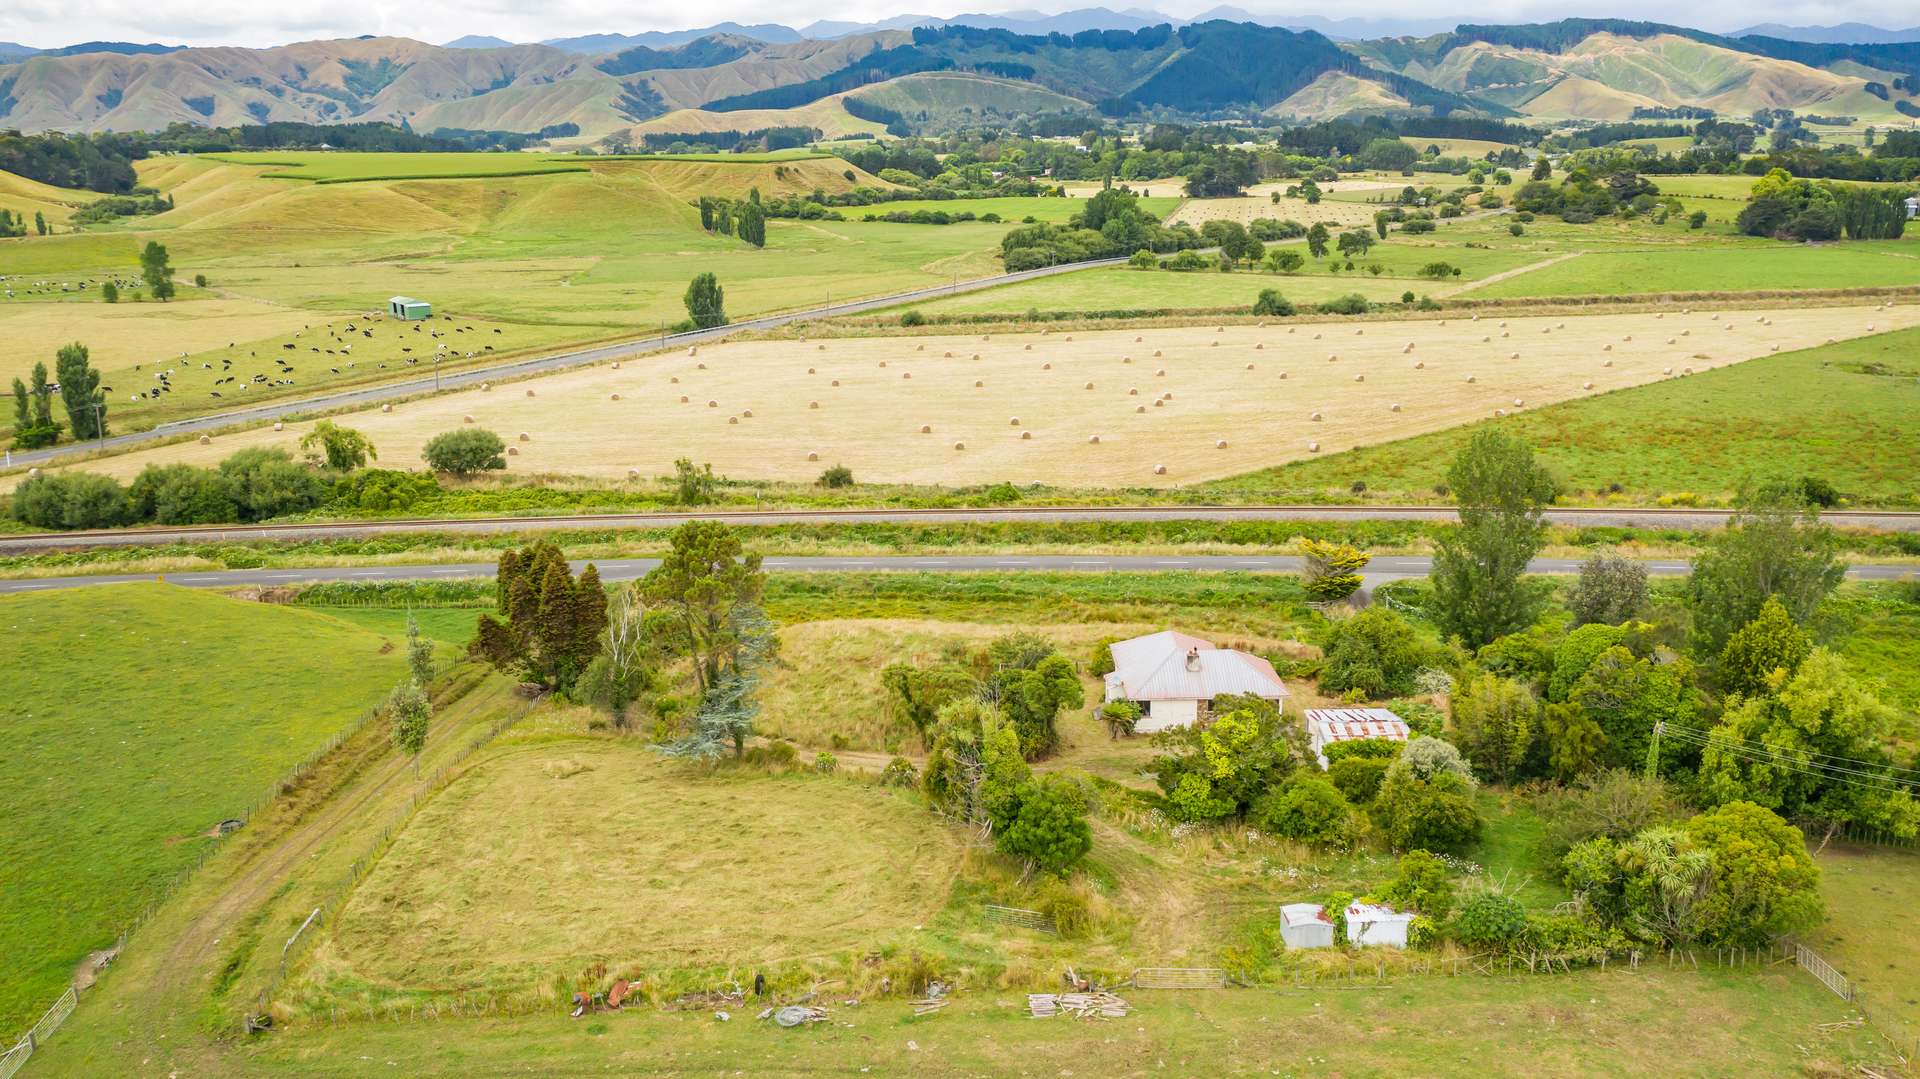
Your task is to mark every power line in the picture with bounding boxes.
[1660,719,1920,779]
[1659,727,1919,798]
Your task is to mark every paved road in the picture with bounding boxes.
[3,503,1916,553]
[0,553,1910,595]
[5,255,1137,469]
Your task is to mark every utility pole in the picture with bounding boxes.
[91,400,105,452]
[1645,720,1665,781]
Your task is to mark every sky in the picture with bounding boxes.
[2,0,1916,50]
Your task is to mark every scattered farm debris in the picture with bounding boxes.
[1027,992,1130,1019]
[771,1005,829,1027]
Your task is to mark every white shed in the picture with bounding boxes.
[1305,708,1411,769]
[1345,903,1415,948]
[1906,195,1919,220]
[1279,903,1335,950]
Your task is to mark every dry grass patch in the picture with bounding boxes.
[299,742,960,1003]
[33,303,1917,492]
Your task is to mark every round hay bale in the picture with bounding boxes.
[1153,349,1164,357]
[1510,351,1520,359]
[1255,342,1264,350]
[1128,388,1138,396]
[1084,381,1095,389]
[1024,344,1032,351]
[742,408,753,418]
[462,415,475,424]
[1153,399,1164,408]
[628,469,639,480]
[916,344,925,351]
[879,360,888,368]
[1655,313,1664,320]
[1465,375,1477,383]
[1513,397,1524,406]
[1403,343,1414,353]
[272,421,283,432]
[1501,331,1510,338]
[1064,336,1073,342]
[1710,313,1720,321]
[728,416,737,425]
[382,403,393,413]
[1471,314,1480,321]
[970,354,980,361]
[1355,374,1365,382]
[1390,403,1401,412]
[1414,360,1426,369]
[1308,441,1320,452]
[943,351,953,358]
[1135,336,1143,342]
[198,434,211,445]
[698,362,707,370]
[1153,464,1167,475]
[518,432,530,442]
[1211,340,1219,347]
[1681,329,1691,337]
[671,376,680,384]
[1088,434,1101,444]
[1624,335,1633,341]
[807,367,816,374]
[507,446,519,456]
[1309,410,1322,421]
[903,373,911,380]
[1724,324,1733,332]
[1355,329,1364,336]
[975,380,984,388]
[526,389,536,398]
[831,379,840,386]
[481,382,491,392]
[1245,363,1255,370]
[1662,366,1673,375]
[1603,359,1614,367]
[1155,368,1166,376]
[1868,324,1875,332]
[1603,344,1612,352]
[1499,320,1508,327]
[953,441,965,450]
[1042,362,1052,370]
[1278,371,1288,380]
[1583,381,1595,390]
[810,400,820,409]
[817,343,825,351]
[920,424,932,433]
[1495,408,1507,417]
[807,452,818,461]
[1020,431,1032,441]
[1009,416,1021,426]
[1683,366,1693,375]
[1216,439,1228,448]
[680,395,689,403]
[1163,391,1173,400]
[1122,357,1132,364]
[1135,405,1146,413]
[1769,344,1779,352]
[1215,326,1224,333]
[611,361,621,370]
[707,399,718,407]
[1482,335,1491,343]
[982,334,990,341]
[1327,354,1338,362]
[688,346,698,355]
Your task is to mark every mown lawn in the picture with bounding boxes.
[0,583,407,1030]
[1808,843,1920,1049]
[1205,327,1920,506]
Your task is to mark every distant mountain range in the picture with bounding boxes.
[5,17,1919,140]
[1732,23,1920,45]
[0,40,182,60]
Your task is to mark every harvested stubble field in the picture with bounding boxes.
[289,743,962,1010]
[1168,180,1417,231]
[31,302,1919,491]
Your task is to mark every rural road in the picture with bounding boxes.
[3,254,1139,469]
[0,553,1911,594]
[2,503,1915,552]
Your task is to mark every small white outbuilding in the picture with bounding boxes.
[1305,707,1411,769]
[1279,903,1335,950]
[1345,903,1416,948]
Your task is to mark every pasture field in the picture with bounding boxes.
[850,193,1181,224]
[0,167,102,228]
[0,153,1022,432]
[904,264,1432,313]
[0,583,407,1031]
[1398,135,1519,156]
[290,744,963,1012]
[1808,843,1920,1048]
[25,302,1910,491]
[1464,238,1920,298]
[1205,325,1920,506]
[197,151,595,183]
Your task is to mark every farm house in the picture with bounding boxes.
[1101,630,1289,733]
[1345,903,1416,948]
[1305,707,1411,768]
[1280,903,1335,950]
[388,296,432,320]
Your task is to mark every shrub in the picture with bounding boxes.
[1323,738,1404,764]
[1251,289,1295,317]
[219,447,326,521]
[1447,673,1537,784]
[1315,293,1371,315]
[1253,773,1351,846]
[813,751,838,774]
[1099,699,1140,738]
[1090,637,1118,677]
[1418,261,1457,279]
[1451,892,1527,948]
[330,468,441,513]
[1373,764,1481,851]
[1327,756,1392,804]
[1375,849,1454,917]
[422,428,506,475]
[817,463,854,488]
[1300,538,1367,601]
[129,463,240,525]
[1031,876,1093,937]
[1399,219,1436,234]
[11,471,133,530]
[1508,223,1524,236]
[997,774,1092,876]
[1319,607,1430,699]
[1568,552,1649,627]
[101,282,118,303]
[1539,769,1680,854]
[880,756,918,787]
[1717,596,1811,696]
[900,309,928,326]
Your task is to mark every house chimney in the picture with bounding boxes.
[1185,647,1201,672]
